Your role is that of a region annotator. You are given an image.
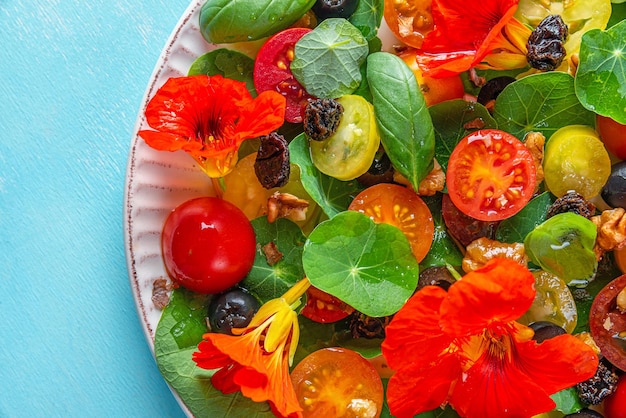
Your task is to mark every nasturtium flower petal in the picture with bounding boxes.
[440,259,535,335]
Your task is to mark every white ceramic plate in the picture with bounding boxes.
[124,2,399,415]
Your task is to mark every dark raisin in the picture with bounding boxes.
[254,132,290,189]
[349,312,392,339]
[304,98,343,141]
[476,76,516,106]
[529,321,566,343]
[546,191,596,219]
[417,266,457,291]
[526,15,568,71]
[576,360,620,405]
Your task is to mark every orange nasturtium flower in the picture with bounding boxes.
[138,75,286,177]
[382,259,598,418]
[192,278,311,418]
[415,0,530,77]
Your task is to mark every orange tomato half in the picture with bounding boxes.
[383,0,434,49]
[348,183,434,262]
[399,50,465,106]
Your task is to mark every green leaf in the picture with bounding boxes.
[290,134,364,218]
[575,19,626,124]
[429,100,497,174]
[242,217,306,303]
[551,387,583,414]
[348,0,384,40]
[188,48,256,96]
[291,18,369,98]
[366,51,435,190]
[199,0,316,43]
[302,211,419,317]
[493,72,595,140]
[608,2,626,28]
[155,288,275,417]
[495,192,556,243]
[420,193,464,269]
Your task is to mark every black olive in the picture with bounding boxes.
[312,0,360,19]
[529,321,566,343]
[207,287,261,335]
[601,161,626,208]
[563,409,604,418]
[357,149,394,187]
[476,76,516,106]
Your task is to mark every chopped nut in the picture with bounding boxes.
[617,286,626,313]
[575,332,601,355]
[417,159,445,196]
[261,241,283,266]
[523,131,545,187]
[393,159,445,196]
[152,278,174,310]
[592,208,626,258]
[266,192,309,223]
[462,237,528,272]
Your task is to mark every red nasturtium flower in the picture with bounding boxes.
[382,259,598,418]
[138,75,286,177]
[415,0,529,77]
[192,278,311,418]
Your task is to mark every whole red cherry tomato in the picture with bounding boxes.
[253,27,315,123]
[161,197,256,294]
[597,114,626,160]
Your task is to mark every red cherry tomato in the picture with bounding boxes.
[301,286,354,323]
[399,50,465,106]
[253,27,315,123]
[291,347,384,417]
[348,183,434,262]
[589,274,626,372]
[161,197,256,294]
[383,0,433,49]
[597,114,626,160]
[446,129,537,222]
[604,373,626,418]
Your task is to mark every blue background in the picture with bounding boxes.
[1,1,190,416]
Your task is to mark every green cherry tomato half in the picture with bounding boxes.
[446,129,537,221]
[161,197,256,294]
[309,94,381,181]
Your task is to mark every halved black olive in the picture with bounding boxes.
[476,76,516,106]
[312,0,360,19]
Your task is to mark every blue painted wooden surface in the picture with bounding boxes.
[0,1,190,416]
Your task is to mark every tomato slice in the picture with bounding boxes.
[301,286,354,323]
[446,129,536,221]
[348,183,434,262]
[399,50,465,106]
[309,95,381,181]
[291,347,384,418]
[383,0,434,49]
[589,274,626,372]
[253,27,315,123]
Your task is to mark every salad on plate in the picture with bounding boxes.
[126,0,626,416]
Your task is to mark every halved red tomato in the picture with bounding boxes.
[253,27,315,123]
[446,129,536,221]
[348,183,434,262]
[301,286,354,323]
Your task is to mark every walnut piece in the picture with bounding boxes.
[617,286,626,314]
[592,208,626,258]
[152,278,174,310]
[392,159,445,196]
[266,192,309,223]
[462,237,528,272]
[261,241,283,266]
[523,131,545,187]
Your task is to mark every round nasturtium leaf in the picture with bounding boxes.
[575,19,626,124]
[291,18,369,98]
[302,210,420,317]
